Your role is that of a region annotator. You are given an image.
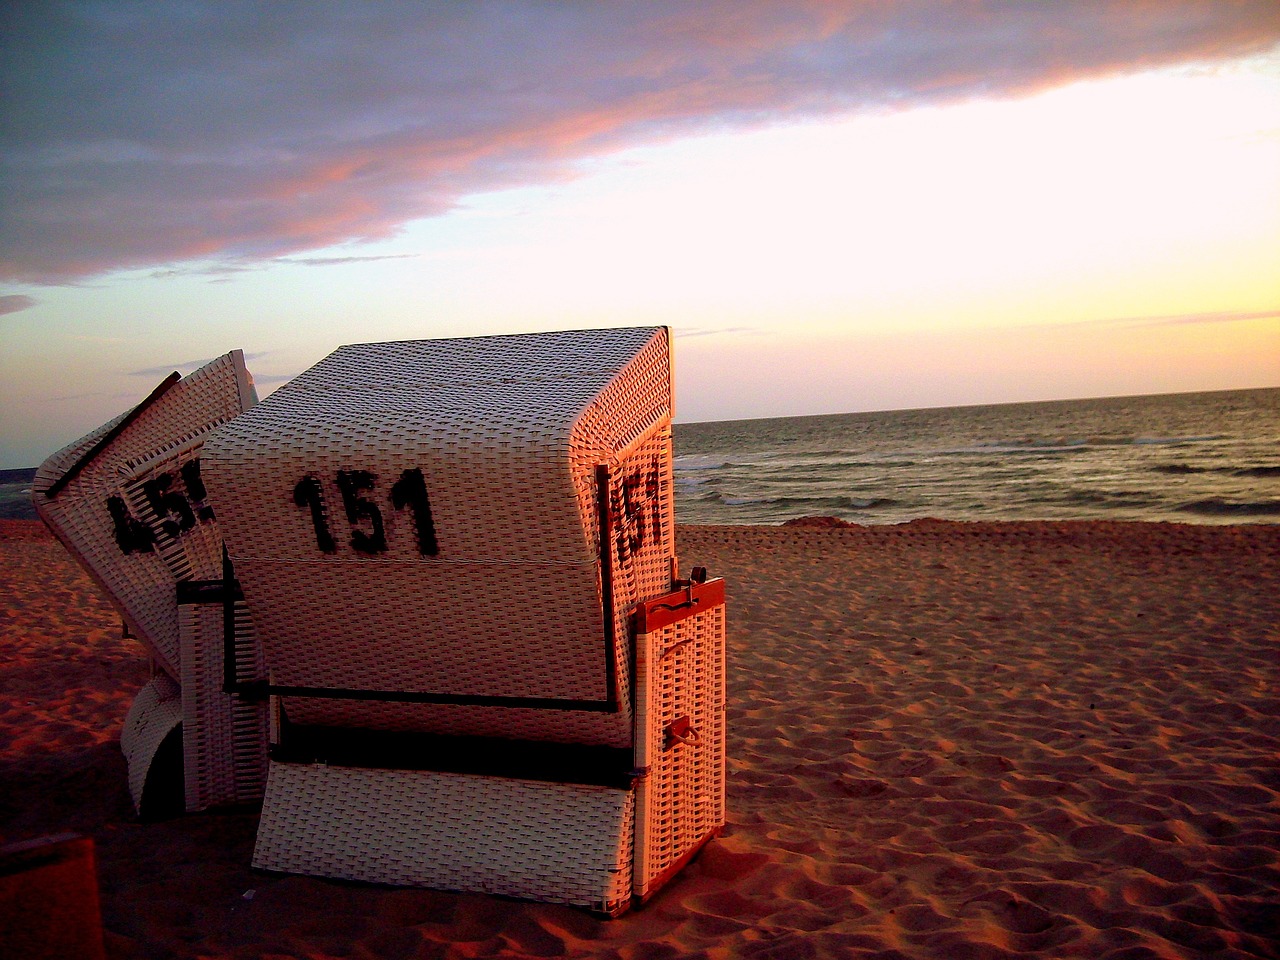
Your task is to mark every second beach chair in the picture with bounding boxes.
[32,352,268,816]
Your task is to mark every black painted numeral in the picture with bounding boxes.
[180,460,216,522]
[293,474,337,554]
[294,468,439,556]
[336,470,387,554]
[141,472,197,539]
[611,456,662,562]
[104,458,217,556]
[390,467,439,556]
[107,495,156,554]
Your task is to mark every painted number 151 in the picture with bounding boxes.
[293,468,439,556]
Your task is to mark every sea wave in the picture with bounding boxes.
[779,495,897,511]
[670,481,711,496]
[755,455,887,473]
[712,491,900,512]
[1176,498,1280,517]
[1055,488,1162,508]
[1152,463,1280,478]
[965,433,1229,453]
[970,439,1090,451]
[673,455,731,471]
[843,497,899,510]
[1133,434,1226,445]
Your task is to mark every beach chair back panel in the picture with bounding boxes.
[202,328,674,745]
[233,558,607,698]
[276,420,673,745]
[204,433,611,704]
[33,352,257,678]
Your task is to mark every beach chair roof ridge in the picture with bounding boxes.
[222,327,669,457]
[280,326,665,393]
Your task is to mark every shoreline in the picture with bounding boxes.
[2,517,1277,958]
[8,514,1279,536]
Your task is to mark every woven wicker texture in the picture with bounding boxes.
[33,352,257,678]
[253,763,634,914]
[595,427,675,732]
[201,328,674,745]
[121,442,226,586]
[633,583,728,898]
[177,599,268,810]
[119,674,183,814]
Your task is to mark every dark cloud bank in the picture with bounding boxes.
[2,1,1277,284]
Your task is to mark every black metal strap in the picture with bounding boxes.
[175,578,242,604]
[174,565,267,700]
[597,462,620,710]
[266,684,616,711]
[44,371,180,500]
[271,722,639,789]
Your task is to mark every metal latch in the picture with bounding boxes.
[664,715,699,749]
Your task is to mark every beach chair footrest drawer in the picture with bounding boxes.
[252,761,635,914]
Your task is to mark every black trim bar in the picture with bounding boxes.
[265,684,617,712]
[272,723,639,789]
[44,371,181,500]
[597,462,620,710]
[175,578,242,605]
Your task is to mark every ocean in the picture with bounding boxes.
[673,387,1280,526]
[5,387,1277,526]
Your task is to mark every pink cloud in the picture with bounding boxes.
[2,1,1277,283]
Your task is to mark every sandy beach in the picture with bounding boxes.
[2,517,1277,959]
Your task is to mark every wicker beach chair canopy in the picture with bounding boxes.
[200,327,677,745]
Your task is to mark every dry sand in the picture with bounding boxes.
[1,517,1277,959]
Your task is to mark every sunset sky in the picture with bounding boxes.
[2,2,1278,469]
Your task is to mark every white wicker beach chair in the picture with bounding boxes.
[33,352,268,815]
[200,327,726,914]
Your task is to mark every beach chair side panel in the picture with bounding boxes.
[570,326,678,736]
[122,444,270,811]
[176,594,268,811]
